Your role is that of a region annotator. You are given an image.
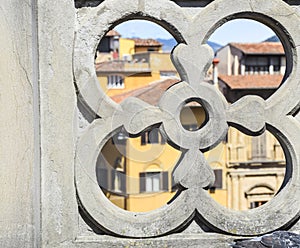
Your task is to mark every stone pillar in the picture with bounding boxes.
[212,58,220,86]
[239,175,247,210]
[233,55,239,75]
[37,0,76,247]
[227,48,232,76]
[0,1,36,247]
[231,174,239,210]
[227,173,232,209]
[269,64,274,75]
[241,63,246,75]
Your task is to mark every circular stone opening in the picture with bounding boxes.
[94,20,179,105]
[205,127,286,210]
[180,100,207,131]
[208,18,287,103]
[96,127,182,212]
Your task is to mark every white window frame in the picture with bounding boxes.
[107,74,124,89]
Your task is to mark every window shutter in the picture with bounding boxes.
[141,133,146,145]
[160,132,166,144]
[120,172,126,194]
[212,169,222,189]
[148,129,159,144]
[111,169,115,191]
[97,168,108,191]
[162,172,169,191]
[252,133,267,159]
[170,172,176,191]
[139,173,146,192]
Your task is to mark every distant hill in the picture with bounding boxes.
[157,38,222,53]
[264,35,280,42]
[207,41,223,53]
[157,38,177,52]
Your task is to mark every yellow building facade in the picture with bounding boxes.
[96,35,286,212]
[98,125,285,212]
[96,34,178,97]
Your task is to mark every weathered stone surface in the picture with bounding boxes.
[0,1,35,247]
[0,0,300,247]
[38,0,77,247]
[232,231,300,248]
[74,0,300,240]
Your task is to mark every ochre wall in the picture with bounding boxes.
[149,53,177,73]
[98,72,160,97]
[119,38,135,59]
[135,46,162,54]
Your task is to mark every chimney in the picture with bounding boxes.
[212,58,220,86]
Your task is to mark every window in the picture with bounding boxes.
[245,65,269,74]
[252,133,267,160]
[112,130,128,145]
[250,201,267,209]
[210,169,223,190]
[97,166,109,191]
[139,172,168,193]
[97,37,110,53]
[111,169,126,193]
[245,56,282,75]
[107,75,124,89]
[96,155,126,194]
[141,128,165,145]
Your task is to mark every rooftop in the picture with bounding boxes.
[105,30,121,37]
[131,38,162,47]
[95,61,151,74]
[111,78,179,105]
[230,42,284,55]
[218,74,283,89]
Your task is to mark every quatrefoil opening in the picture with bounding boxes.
[74,0,300,238]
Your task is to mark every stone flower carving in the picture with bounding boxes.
[74,0,300,238]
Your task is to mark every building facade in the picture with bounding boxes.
[95,31,178,97]
[97,40,287,212]
[216,41,286,210]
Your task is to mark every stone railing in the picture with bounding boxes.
[1,0,300,247]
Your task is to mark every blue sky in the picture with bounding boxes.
[115,19,276,45]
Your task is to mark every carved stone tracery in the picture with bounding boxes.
[74,0,300,238]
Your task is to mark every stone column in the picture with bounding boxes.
[0,1,36,247]
[227,173,232,209]
[38,0,77,247]
[231,174,239,210]
[239,175,246,210]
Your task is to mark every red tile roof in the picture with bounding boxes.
[111,79,179,105]
[132,38,162,47]
[106,30,121,37]
[230,42,284,55]
[95,61,124,72]
[218,74,283,89]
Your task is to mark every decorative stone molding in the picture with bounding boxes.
[2,0,300,247]
[74,0,300,240]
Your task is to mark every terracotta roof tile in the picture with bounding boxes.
[230,42,284,55]
[132,38,162,47]
[111,79,179,105]
[106,30,121,37]
[218,74,283,89]
[95,61,124,72]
